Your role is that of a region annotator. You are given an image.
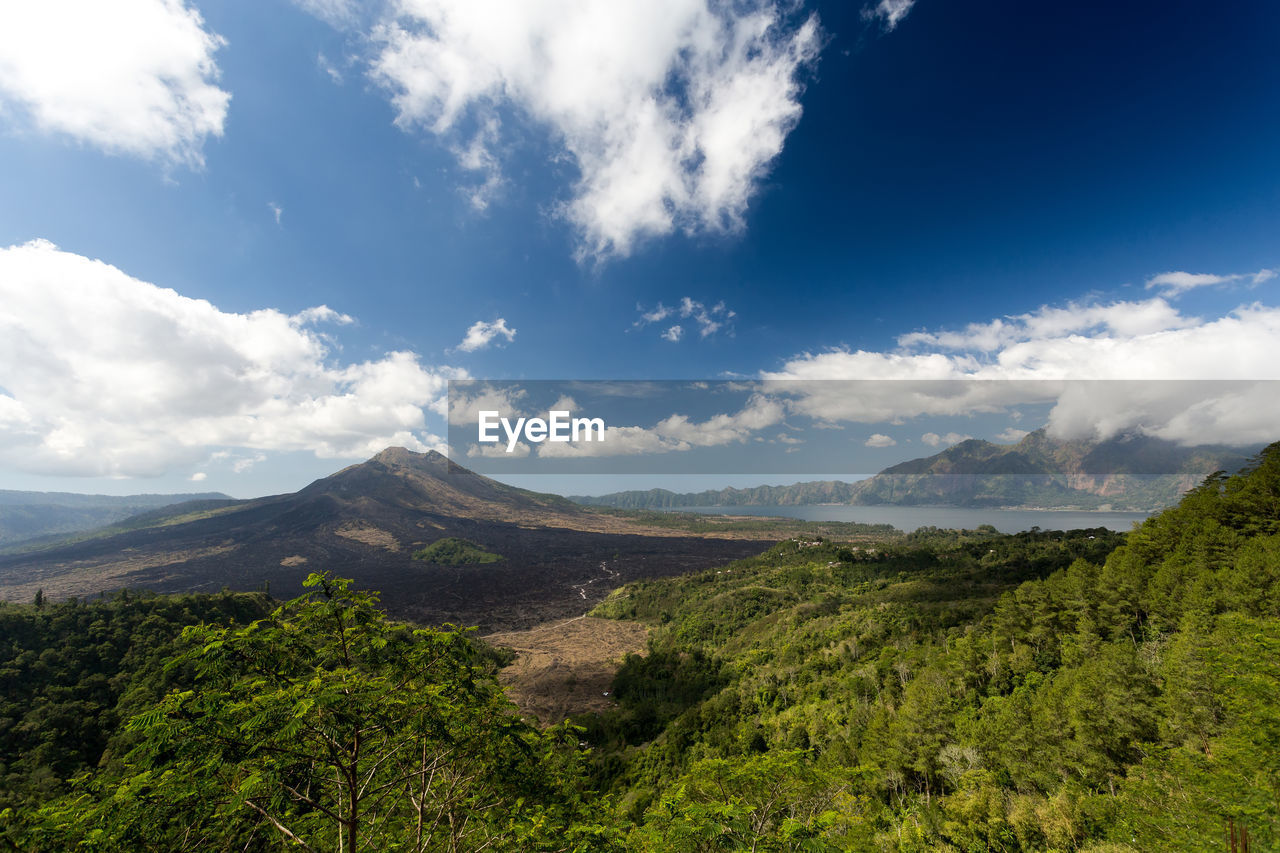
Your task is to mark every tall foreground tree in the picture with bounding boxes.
[28,574,601,852]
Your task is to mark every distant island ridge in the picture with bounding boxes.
[569,429,1257,513]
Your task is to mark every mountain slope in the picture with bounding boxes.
[0,449,765,630]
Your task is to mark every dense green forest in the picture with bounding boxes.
[2,444,1278,850]
[0,588,273,816]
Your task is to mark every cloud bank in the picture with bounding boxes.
[773,296,1280,381]
[0,0,230,167]
[0,240,459,477]
[766,293,1280,446]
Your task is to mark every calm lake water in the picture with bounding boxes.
[662,504,1152,534]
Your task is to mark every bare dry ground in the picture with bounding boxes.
[485,616,649,723]
[334,522,401,551]
[0,544,239,602]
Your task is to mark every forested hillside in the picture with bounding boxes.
[1,443,1277,850]
[0,490,232,551]
[581,443,1280,850]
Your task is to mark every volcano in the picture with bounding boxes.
[0,449,765,630]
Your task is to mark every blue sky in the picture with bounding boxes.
[0,0,1278,497]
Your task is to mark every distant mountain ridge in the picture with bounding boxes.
[0,490,232,550]
[0,490,231,507]
[570,480,863,509]
[572,430,1257,512]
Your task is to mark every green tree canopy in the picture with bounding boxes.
[28,574,601,852]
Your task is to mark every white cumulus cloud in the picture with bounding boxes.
[536,394,784,458]
[367,0,821,260]
[0,0,230,168]
[864,0,915,32]
[455,318,516,353]
[865,433,896,447]
[921,431,971,448]
[447,384,528,426]
[652,395,785,447]
[0,239,460,477]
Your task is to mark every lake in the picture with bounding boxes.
[661,504,1152,534]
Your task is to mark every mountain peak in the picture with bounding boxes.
[301,445,582,523]
[370,446,447,466]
